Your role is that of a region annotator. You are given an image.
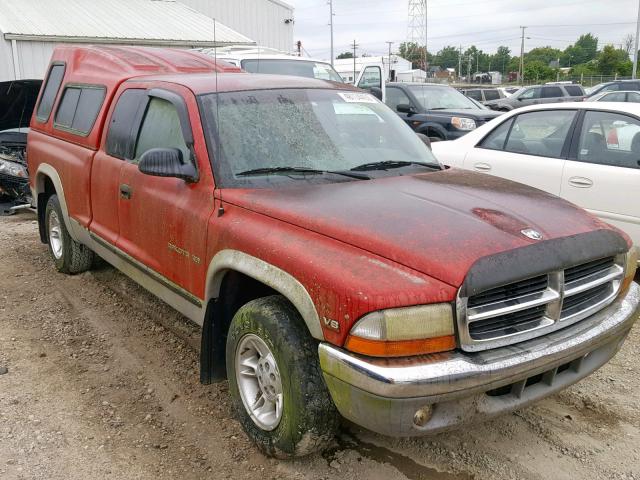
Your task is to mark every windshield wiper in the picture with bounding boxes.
[350,160,441,172]
[236,166,369,180]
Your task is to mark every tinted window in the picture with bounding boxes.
[629,92,640,103]
[479,118,514,150]
[504,110,576,158]
[519,88,540,100]
[576,111,640,169]
[541,86,563,98]
[602,83,620,92]
[483,90,500,101]
[410,85,480,110]
[465,90,482,101]
[135,97,189,163]
[36,64,65,121]
[54,86,106,135]
[385,87,412,112]
[564,85,584,97]
[105,89,147,160]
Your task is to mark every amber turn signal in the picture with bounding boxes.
[619,247,638,299]
[345,335,456,357]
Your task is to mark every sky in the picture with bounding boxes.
[288,0,639,61]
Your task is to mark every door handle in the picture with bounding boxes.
[568,176,593,188]
[473,162,492,172]
[119,184,133,200]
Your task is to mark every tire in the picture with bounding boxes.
[44,194,94,274]
[226,295,339,458]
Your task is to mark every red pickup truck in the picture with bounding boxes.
[28,45,639,458]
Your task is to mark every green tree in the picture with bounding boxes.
[336,51,353,60]
[597,44,630,75]
[525,47,563,66]
[523,60,554,82]
[399,42,432,69]
[570,62,598,76]
[491,46,512,75]
[433,46,459,69]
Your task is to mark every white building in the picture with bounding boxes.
[333,55,412,83]
[396,69,428,83]
[180,0,295,53]
[0,0,256,81]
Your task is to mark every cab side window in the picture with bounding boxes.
[541,86,563,98]
[105,89,147,160]
[519,88,540,100]
[357,66,382,90]
[385,87,411,112]
[134,98,190,164]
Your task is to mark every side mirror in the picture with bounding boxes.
[138,148,197,182]
[370,87,383,101]
[416,133,431,150]
[397,103,416,116]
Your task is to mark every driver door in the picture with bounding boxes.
[117,86,215,298]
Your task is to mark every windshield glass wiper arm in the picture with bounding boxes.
[350,160,441,172]
[236,166,369,180]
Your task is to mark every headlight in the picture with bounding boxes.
[0,159,28,178]
[451,117,476,131]
[344,304,456,357]
[618,246,638,299]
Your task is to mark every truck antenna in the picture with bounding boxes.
[213,18,224,217]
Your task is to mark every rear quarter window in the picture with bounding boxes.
[54,85,106,136]
[483,90,500,101]
[36,63,66,122]
[564,85,584,97]
[541,86,563,98]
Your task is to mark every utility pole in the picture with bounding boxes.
[633,0,640,79]
[458,45,462,81]
[328,0,335,66]
[352,40,359,83]
[468,54,472,83]
[424,0,428,75]
[386,41,394,81]
[519,26,527,85]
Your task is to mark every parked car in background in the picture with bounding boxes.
[196,45,386,101]
[385,82,502,140]
[484,84,586,111]
[586,91,640,103]
[0,79,42,214]
[461,87,506,104]
[584,80,640,100]
[431,103,640,249]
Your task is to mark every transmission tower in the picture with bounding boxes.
[407,0,427,71]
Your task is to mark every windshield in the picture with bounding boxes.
[241,59,344,83]
[200,89,440,187]
[409,85,481,110]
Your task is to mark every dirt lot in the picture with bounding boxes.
[1,212,639,480]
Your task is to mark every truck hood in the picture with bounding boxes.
[0,80,42,132]
[222,169,612,287]
[423,109,502,122]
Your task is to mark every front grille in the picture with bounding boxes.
[458,256,624,351]
[0,172,29,196]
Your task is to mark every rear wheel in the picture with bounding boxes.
[45,194,94,274]
[226,295,339,458]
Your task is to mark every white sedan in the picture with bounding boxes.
[431,102,640,248]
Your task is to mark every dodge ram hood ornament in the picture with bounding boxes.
[521,228,543,241]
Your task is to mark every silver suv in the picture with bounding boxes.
[485,84,585,111]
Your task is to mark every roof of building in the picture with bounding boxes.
[0,0,254,47]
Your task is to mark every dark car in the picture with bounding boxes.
[385,82,502,140]
[0,79,41,214]
[484,84,586,111]
[585,80,640,100]
[461,87,505,104]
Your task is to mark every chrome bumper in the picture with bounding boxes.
[319,283,639,437]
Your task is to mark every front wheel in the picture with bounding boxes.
[226,295,339,458]
[45,194,94,274]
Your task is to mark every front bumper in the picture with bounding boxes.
[319,282,639,437]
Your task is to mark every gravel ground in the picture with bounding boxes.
[1,212,639,480]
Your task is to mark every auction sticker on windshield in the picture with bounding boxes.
[333,103,379,116]
[337,92,377,103]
